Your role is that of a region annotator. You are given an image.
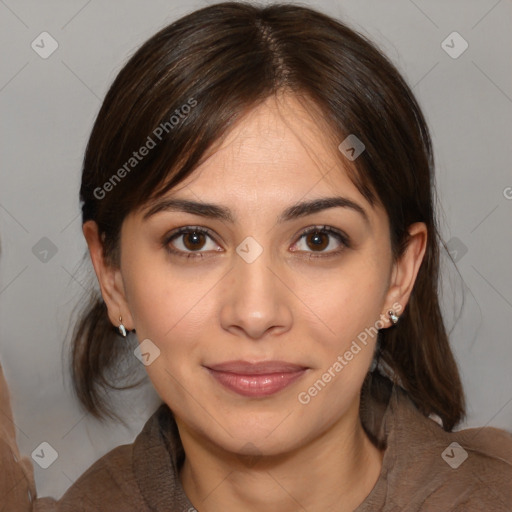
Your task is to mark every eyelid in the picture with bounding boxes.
[295,225,350,246]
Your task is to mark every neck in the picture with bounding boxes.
[177,398,384,512]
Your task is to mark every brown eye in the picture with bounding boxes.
[182,231,207,251]
[291,226,350,258]
[164,226,221,259]
[305,231,329,251]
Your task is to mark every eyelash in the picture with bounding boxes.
[162,225,350,261]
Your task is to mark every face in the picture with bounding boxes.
[93,94,421,457]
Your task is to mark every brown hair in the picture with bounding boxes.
[72,1,465,429]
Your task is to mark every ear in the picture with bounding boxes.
[381,222,427,327]
[82,221,134,331]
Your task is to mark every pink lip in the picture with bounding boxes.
[205,360,308,398]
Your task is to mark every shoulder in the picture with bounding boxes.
[50,404,176,511]
[441,424,512,509]
[53,442,147,511]
[0,362,37,510]
[386,387,512,510]
[53,403,184,511]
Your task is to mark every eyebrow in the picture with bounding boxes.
[143,196,369,225]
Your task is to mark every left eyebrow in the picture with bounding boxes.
[142,196,370,225]
[278,196,369,225]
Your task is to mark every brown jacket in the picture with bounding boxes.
[1,363,511,511]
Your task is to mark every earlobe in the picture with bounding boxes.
[82,221,134,330]
[382,222,428,326]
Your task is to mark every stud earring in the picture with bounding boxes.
[118,316,127,337]
[388,309,399,325]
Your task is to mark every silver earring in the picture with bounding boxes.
[118,316,127,337]
[388,309,399,325]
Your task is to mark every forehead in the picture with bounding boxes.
[169,94,368,208]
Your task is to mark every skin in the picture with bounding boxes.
[84,93,427,511]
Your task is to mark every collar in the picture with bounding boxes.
[133,403,195,511]
[132,373,431,511]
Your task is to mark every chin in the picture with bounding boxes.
[195,407,316,457]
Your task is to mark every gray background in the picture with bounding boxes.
[1,0,511,500]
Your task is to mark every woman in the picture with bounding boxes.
[1,2,511,511]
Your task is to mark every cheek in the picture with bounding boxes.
[123,247,208,335]
[122,259,217,405]
[297,257,388,353]
[292,271,386,422]
[122,254,222,373]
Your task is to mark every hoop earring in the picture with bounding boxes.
[118,316,127,338]
[388,309,399,326]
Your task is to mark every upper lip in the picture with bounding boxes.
[206,360,308,374]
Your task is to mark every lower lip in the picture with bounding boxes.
[207,369,306,398]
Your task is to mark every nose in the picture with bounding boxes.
[219,246,293,340]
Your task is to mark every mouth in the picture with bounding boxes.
[204,360,309,398]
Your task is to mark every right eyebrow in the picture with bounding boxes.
[143,198,234,222]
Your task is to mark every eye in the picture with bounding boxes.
[163,226,221,259]
[163,224,350,261]
[291,225,350,258]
